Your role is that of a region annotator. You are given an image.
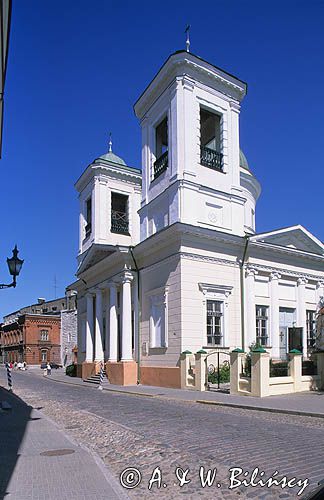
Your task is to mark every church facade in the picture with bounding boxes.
[71,50,324,387]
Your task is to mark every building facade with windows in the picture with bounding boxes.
[1,291,77,365]
[0,314,61,365]
[72,50,324,387]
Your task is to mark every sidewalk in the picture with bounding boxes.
[0,386,128,500]
[28,368,324,419]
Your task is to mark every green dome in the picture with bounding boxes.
[98,151,126,166]
[239,149,250,171]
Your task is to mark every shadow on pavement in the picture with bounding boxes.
[0,386,32,498]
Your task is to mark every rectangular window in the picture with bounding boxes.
[154,116,168,179]
[256,306,269,346]
[41,350,47,362]
[40,329,49,341]
[111,193,129,234]
[200,108,223,171]
[306,310,316,349]
[206,300,223,346]
[85,197,92,238]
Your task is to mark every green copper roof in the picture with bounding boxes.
[98,151,126,166]
[239,149,250,171]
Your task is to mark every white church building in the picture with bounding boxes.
[71,49,324,387]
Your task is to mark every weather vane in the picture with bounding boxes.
[185,24,191,52]
[108,132,112,153]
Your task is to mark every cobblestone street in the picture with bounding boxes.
[3,368,324,499]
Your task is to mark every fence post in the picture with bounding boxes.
[6,362,13,392]
[251,348,270,397]
[195,350,207,391]
[316,351,324,391]
[288,349,303,392]
[180,351,192,389]
[230,349,245,395]
[98,361,104,391]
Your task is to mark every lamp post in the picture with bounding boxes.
[0,245,24,289]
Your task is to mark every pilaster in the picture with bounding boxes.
[297,277,308,358]
[270,272,281,359]
[245,268,258,349]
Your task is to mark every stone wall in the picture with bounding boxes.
[61,309,78,366]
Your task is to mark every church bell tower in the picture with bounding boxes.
[134,50,260,240]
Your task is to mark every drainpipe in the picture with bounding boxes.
[129,246,141,385]
[240,235,250,351]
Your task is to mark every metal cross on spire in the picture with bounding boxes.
[108,132,113,153]
[185,24,191,52]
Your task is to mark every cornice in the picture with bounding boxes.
[246,262,323,283]
[181,252,239,268]
[250,240,324,262]
[75,161,141,193]
[134,52,246,118]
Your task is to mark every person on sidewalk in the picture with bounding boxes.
[46,362,52,376]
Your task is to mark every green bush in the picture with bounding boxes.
[65,364,77,377]
[208,361,230,383]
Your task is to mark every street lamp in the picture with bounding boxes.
[0,245,24,289]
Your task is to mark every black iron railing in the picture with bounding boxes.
[302,359,317,376]
[200,146,223,171]
[85,223,91,239]
[153,151,168,179]
[270,360,288,377]
[111,210,129,234]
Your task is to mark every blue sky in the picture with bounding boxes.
[0,0,323,317]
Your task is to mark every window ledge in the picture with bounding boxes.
[200,162,225,174]
[111,230,130,236]
[203,346,230,350]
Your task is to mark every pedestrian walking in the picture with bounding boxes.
[46,362,52,375]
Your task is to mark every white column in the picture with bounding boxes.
[297,277,308,358]
[270,272,281,359]
[85,293,94,362]
[133,275,139,362]
[104,290,110,360]
[245,268,258,349]
[108,283,118,362]
[94,289,104,361]
[121,272,133,362]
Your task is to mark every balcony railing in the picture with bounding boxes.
[111,210,129,234]
[153,151,168,179]
[85,222,92,239]
[200,146,223,171]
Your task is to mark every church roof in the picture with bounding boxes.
[98,151,126,166]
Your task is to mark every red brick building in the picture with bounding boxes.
[0,314,61,365]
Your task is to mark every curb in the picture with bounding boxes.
[196,399,324,419]
[37,373,155,397]
[39,410,130,500]
[1,381,130,500]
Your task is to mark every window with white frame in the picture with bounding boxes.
[255,305,269,346]
[85,196,92,239]
[200,108,223,171]
[153,116,168,180]
[199,283,232,348]
[206,300,223,346]
[148,287,169,348]
[40,329,49,341]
